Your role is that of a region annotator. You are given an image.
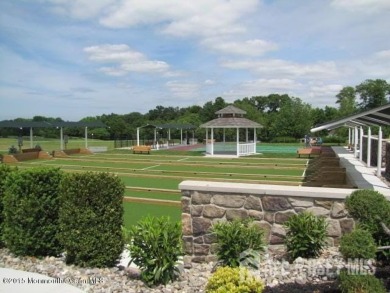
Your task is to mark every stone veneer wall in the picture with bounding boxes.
[180,180,358,263]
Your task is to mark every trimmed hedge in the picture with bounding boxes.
[0,164,15,248]
[345,190,390,238]
[339,229,377,260]
[59,172,125,267]
[339,270,386,293]
[2,167,63,256]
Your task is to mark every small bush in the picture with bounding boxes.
[284,212,328,260]
[205,266,265,293]
[270,136,298,143]
[211,219,265,268]
[339,229,377,260]
[345,189,390,261]
[2,167,63,256]
[8,145,18,154]
[59,172,124,267]
[126,216,182,286]
[0,164,16,248]
[345,190,390,238]
[339,270,386,293]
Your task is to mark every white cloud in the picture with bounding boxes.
[202,38,278,56]
[204,79,216,85]
[84,44,170,74]
[99,0,258,38]
[221,59,339,80]
[165,80,200,98]
[331,0,390,14]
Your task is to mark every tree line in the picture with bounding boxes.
[1,79,389,142]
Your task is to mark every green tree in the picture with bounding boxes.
[356,79,390,110]
[269,97,313,139]
[336,86,357,116]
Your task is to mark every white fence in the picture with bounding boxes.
[238,142,256,156]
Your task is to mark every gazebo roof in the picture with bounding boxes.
[215,105,246,116]
[200,117,262,128]
[200,105,262,128]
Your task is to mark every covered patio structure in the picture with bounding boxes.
[310,102,390,178]
[200,105,263,157]
[0,120,106,151]
[136,123,197,149]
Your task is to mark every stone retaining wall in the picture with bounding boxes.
[180,181,357,263]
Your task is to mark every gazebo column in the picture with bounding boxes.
[359,126,363,162]
[367,127,371,167]
[211,128,214,155]
[223,129,226,143]
[180,129,183,144]
[236,128,239,157]
[377,126,382,177]
[253,128,257,154]
[137,128,140,146]
[246,128,248,142]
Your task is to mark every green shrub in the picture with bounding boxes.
[0,164,16,248]
[126,216,182,286]
[339,229,377,260]
[269,136,298,143]
[339,270,386,293]
[345,189,390,261]
[284,211,328,260]
[211,219,265,268]
[205,266,264,293]
[2,167,63,256]
[345,190,390,238]
[8,145,18,154]
[59,172,124,267]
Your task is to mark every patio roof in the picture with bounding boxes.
[138,123,196,130]
[311,102,390,132]
[0,120,106,128]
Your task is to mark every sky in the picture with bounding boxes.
[0,0,389,121]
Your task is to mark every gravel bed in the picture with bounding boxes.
[0,247,380,292]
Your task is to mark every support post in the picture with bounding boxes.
[367,127,371,167]
[377,126,382,177]
[354,127,358,158]
[137,128,140,146]
[85,127,88,149]
[236,128,239,157]
[60,127,64,151]
[348,128,351,148]
[359,126,363,162]
[211,128,214,156]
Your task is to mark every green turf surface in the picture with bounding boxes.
[123,202,180,228]
[124,189,180,201]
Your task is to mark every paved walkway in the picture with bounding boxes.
[332,146,390,197]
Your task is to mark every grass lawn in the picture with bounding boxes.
[2,138,311,226]
[123,202,181,229]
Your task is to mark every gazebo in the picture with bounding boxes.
[200,105,263,157]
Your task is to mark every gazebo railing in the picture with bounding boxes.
[238,142,256,156]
